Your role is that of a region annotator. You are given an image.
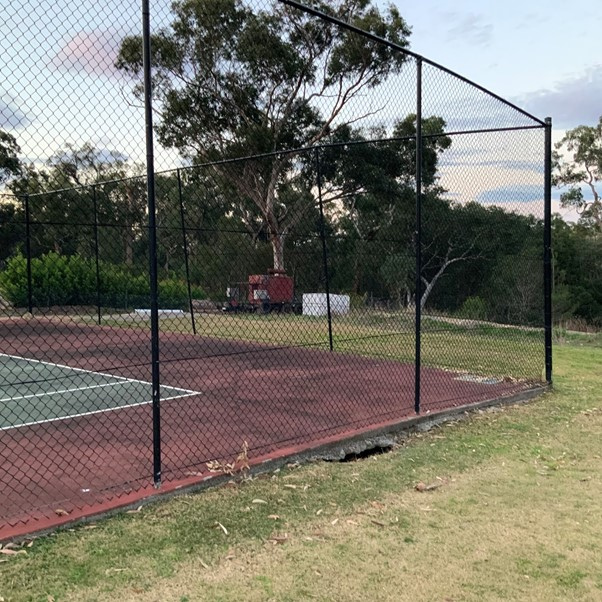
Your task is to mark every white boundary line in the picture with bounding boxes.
[0,391,200,432]
[0,352,200,394]
[0,352,204,432]
[0,381,126,403]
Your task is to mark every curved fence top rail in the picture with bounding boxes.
[278,0,546,128]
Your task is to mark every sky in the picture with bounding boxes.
[395,0,602,131]
[1,0,600,220]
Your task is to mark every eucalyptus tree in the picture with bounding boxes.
[554,116,602,233]
[116,0,411,272]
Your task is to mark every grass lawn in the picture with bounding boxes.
[1,337,600,601]
[97,310,545,380]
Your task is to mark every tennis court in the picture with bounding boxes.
[0,316,540,540]
[0,353,201,430]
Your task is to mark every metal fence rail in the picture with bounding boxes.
[0,0,551,537]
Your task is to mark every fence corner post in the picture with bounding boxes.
[544,116,553,384]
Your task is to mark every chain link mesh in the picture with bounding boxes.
[0,0,548,536]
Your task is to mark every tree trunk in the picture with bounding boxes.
[270,231,286,272]
[124,224,133,267]
[420,252,470,310]
[124,185,135,267]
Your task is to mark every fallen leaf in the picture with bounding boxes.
[415,481,442,492]
[269,534,289,545]
[252,499,268,504]
[126,505,143,514]
[331,518,339,526]
[184,470,203,477]
[346,520,359,526]
[0,549,26,556]
[371,520,386,527]
[316,509,323,515]
[54,508,69,516]
[83,525,97,530]
[105,568,128,575]
[267,514,280,520]
[2,542,18,550]
[200,559,209,569]
[216,522,228,535]
[47,596,55,602]
[283,484,297,490]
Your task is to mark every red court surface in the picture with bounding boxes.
[0,318,539,540]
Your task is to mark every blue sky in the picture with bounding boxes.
[394,0,601,220]
[395,0,602,130]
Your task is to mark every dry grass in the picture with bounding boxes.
[61,423,602,602]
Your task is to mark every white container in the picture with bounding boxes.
[134,309,186,317]
[302,293,350,316]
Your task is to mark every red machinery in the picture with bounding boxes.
[224,269,301,314]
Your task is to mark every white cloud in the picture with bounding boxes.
[49,30,122,77]
[0,98,30,129]
[516,65,602,129]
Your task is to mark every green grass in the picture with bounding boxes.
[94,309,545,380]
[1,338,600,601]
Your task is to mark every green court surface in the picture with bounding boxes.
[0,354,200,430]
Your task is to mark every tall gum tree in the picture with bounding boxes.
[554,116,602,233]
[0,130,22,186]
[116,0,411,272]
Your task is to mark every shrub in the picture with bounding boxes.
[457,296,488,320]
[0,252,206,309]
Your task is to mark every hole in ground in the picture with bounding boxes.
[339,444,394,462]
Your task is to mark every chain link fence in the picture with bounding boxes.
[0,0,551,537]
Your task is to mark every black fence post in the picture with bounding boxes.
[142,0,162,488]
[544,117,553,383]
[177,169,196,335]
[92,185,102,325]
[315,147,334,352]
[414,58,423,415]
[23,194,33,315]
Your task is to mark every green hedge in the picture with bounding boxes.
[0,252,205,309]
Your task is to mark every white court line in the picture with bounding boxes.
[0,381,127,403]
[0,391,201,432]
[0,352,205,432]
[0,352,200,395]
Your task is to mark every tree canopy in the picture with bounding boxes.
[553,116,602,233]
[116,0,412,271]
[0,130,22,186]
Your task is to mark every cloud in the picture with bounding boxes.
[0,98,30,129]
[443,12,493,47]
[477,184,546,205]
[49,30,123,77]
[517,65,602,129]
[477,183,594,206]
[444,158,544,174]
